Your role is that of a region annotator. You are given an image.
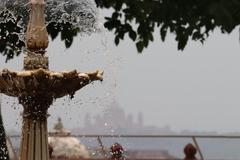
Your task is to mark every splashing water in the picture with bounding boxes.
[0,0,99,34]
[45,0,99,34]
[0,0,100,60]
[1,0,124,154]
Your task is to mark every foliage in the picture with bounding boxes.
[0,0,98,61]
[47,21,80,48]
[0,10,24,62]
[1,0,240,61]
[95,0,240,52]
[45,0,97,48]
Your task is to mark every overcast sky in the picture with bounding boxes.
[1,11,240,134]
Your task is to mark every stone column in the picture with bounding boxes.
[20,116,48,160]
[19,95,53,160]
[20,0,50,158]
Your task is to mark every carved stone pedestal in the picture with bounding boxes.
[20,116,49,160]
[24,54,49,70]
[19,96,52,160]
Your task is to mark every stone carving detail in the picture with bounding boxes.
[0,68,103,98]
[26,0,49,52]
[24,54,49,70]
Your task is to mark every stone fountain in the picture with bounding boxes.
[0,0,103,159]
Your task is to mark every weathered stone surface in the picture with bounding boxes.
[26,0,49,52]
[24,54,49,70]
[20,116,49,160]
[0,68,103,98]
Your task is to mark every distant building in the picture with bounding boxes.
[76,100,174,135]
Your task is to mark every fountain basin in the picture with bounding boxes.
[0,68,103,98]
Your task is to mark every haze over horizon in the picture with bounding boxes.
[1,9,240,134]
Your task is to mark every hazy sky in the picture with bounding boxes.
[1,12,240,134]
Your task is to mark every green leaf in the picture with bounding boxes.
[136,41,144,53]
[177,35,188,50]
[115,36,120,45]
[47,22,59,40]
[129,30,137,41]
[160,26,167,42]
[149,32,154,41]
